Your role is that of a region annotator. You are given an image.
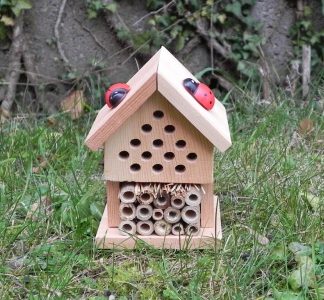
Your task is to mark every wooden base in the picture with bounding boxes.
[95,196,222,249]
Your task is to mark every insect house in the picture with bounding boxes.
[85,47,232,249]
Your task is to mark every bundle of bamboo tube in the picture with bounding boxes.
[118,182,203,236]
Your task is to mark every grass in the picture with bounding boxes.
[0,87,323,299]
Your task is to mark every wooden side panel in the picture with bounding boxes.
[103,92,214,183]
[157,47,232,152]
[201,183,215,228]
[85,49,161,151]
[107,181,120,227]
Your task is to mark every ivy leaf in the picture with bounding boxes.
[225,2,242,18]
[0,16,15,26]
[11,0,32,16]
[104,2,117,13]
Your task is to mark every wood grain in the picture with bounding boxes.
[107,181,120,227]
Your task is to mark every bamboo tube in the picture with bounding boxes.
[164,207,181,224]
[181,206,200,224]
[152,208,164,221]
[154,220,172,236]
[185,187,202,206]
[136,204,153,221]
[136,220,154,236]
[119,203,136,220]
[171,223,184,235]
[118,220,136,236]
[185,223,200,236]
[138,190,154,205]
[171,195,185,209]
[119,182,136,203]
[153,192,170,209]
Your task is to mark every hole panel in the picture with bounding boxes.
[164,125,175,133]
[153,139,163,147]
[187,152,197,161]
[175,140,186,148]
[141,151,152,160]
[141,124,152,133]
[119,151,129,159]
[130,163,141,172]
[175,165,186,173]
[152,164,163,172]
[153,110,164,119]
[130,139,141,147]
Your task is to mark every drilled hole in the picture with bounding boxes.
[164,152,175,160]
[130,163,141,171]
[164,125,175,133]
[119,151,129,159]
[175,140,186,148]
[153,110,164,119]
[122,224,132,231]
[185,210,197,219]
[153,139,163,147]
[187,153,197,161]
[141,151,152,160]
[141,124,152,133]
[123,191,134,200]
[189,194,198,201]
[130,139,141,147]
[153,164,163,172]
[175,165,186,173]
[122,206,133,216]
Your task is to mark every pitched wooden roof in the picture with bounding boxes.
[85,47,231,152]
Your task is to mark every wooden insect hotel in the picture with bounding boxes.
[85,47,232,249]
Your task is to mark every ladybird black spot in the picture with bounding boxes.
[210,101,212,104]
[204,93,207,96]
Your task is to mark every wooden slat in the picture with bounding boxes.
[157,47,231,152]
[107,181,120,227]
[103,92,214,183]
[201,183,215,228]
[85,49,161,151]
[95,196,222,249]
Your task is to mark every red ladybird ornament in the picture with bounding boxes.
[183,78,215,110]
[105,83,130,108]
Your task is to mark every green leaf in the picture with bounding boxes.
[225,2,242,18]
[306,193,323,211]
[288,242,312,257]
[270,245,287,261]
[104,2,117,13]
[12,0,32,16]
[288,263,316,291]
[273,290,303,300]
